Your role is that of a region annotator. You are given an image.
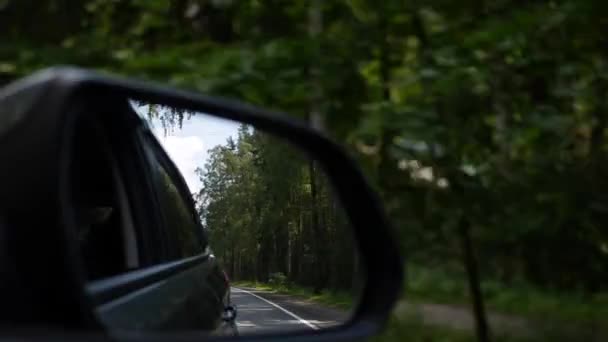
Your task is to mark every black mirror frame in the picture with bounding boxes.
[0,67,403,342]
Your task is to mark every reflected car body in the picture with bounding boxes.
[69,100,235,334]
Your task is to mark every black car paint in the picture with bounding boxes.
[93,255,225,331]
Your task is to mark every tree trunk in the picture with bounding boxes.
[307,0,328,294]
[459,217,491,342]
[230,245,235,278]
[297,211,304,283]
[309,160,326,292]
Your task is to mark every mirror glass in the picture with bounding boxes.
[70,98,363,336]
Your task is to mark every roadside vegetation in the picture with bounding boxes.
[375,311,608,342]
[375,315,496,342]
[374,314,539,342]
[406,264,608,327]
[233,275,354,310]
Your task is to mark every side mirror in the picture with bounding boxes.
[0,67,402,341]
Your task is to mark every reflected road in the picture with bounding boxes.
[230,287,348,335]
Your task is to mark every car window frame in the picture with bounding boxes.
[91,102,171,269]
[116,126,170,267]
[86,104,211,307]
[138,128,208,260]
[70,101,171,280]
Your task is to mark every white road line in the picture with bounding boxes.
[232,287,319,330]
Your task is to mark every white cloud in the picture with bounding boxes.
[140,110,239,195]
[130,103,239,195]
[156,134,206,193]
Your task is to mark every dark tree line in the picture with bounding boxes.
[196,125,358,293]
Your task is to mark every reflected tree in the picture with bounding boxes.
[197,125,357,293]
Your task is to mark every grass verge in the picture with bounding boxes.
[371,312,579,342]
[405,263,608,328]
[372,314,476,342]
[231,281,353,310]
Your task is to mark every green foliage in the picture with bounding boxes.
[199,125,358,292]
[5,0,608,338]
[268,272,288,288]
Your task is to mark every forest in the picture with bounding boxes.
[3,0,608,340]
[195,124,358,294]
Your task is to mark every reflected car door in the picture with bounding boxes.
[90,110,229,333]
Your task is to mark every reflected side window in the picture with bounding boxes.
[70,115,140,280]
[144,136,206,260]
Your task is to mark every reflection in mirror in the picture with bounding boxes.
[78,100,363,336]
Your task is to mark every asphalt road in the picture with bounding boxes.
[230,287,349,335]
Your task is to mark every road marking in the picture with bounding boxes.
[232,287,319,330]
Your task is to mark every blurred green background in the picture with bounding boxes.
[3,0,608,340]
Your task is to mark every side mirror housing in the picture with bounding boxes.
[0,67,403,341]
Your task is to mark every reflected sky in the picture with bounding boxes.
[131,103,239,193]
